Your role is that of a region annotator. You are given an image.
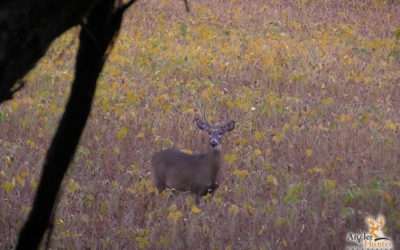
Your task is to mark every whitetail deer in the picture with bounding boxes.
[151,118,235,205]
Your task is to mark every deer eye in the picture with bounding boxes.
[219,132,222,135]
[208,131,211,135]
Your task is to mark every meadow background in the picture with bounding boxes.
[1,0,400,248]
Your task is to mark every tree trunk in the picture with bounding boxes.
[16,0,127,248]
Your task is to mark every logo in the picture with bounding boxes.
[346,214,393,249]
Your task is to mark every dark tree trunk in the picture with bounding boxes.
[1,0,135,248]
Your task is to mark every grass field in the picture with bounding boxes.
[1,0,400,249]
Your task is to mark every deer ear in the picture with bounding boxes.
[223,120,235,132]
[196,119,210,131]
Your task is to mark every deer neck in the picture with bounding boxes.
[206,147,221,181]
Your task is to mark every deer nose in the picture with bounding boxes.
[210,139,218,147]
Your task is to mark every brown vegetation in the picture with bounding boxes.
[1,0,400,249]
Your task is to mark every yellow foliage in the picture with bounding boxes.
[247,204,254,215]
[266,175,278,186]
[135,236,150,249]
[233,169,248,178]
[5,157,12,165]
[272,132,283,144]
[324,179,336,189]
[181,149,192,154]
[355,73,364,84]
[253,149,262,156]
[26,139,36,148]
[17,171,29,185]
[283,123,290,133]
[224,154,238,166]
[364,77,373,84]
[30,180,38,189]
[384,120,396,131]
[168,210,183,224]
[308,167,324,173]
[147,186,155,194]
[336,156,345,162]
[258,225,265,236]
[116,127,128,141]
[67,179,80,194]
[5,178,15,195]
[276,217,286,227]
[254,131,266,141]
[338,114,352,123]
[379,190,393,204]
[321,97,333,105]
[191,205,201,214]
[229,204,239,215]
[344,55,352,64]
[9,99,20,113]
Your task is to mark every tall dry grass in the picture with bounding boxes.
[1,0,400,249]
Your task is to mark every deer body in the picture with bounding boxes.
[151,119,235,204]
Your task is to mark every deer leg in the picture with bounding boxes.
[155,182,166,194]
[207,183,219,195]
[200,183,219,196]
[194,193,201,205]
[151,173,166,194]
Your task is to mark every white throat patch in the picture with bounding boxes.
[213,144,221,150]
